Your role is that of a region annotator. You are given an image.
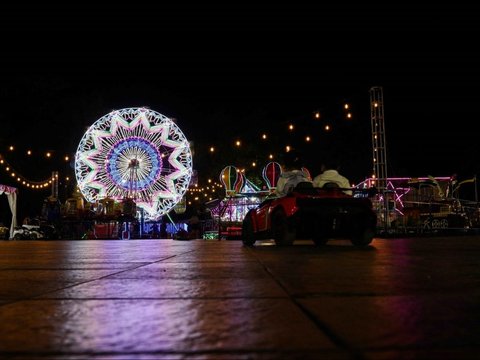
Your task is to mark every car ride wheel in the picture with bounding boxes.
[242,210,256,246]
[351,226,375,246]
[272,209,295,246]
[441,218,449,228]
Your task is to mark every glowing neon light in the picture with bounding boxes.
[75,107,193,220]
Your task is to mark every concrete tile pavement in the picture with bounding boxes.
[0,237,479,359]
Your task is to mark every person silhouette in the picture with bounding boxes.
[313,158,352,195]
[275,150,312,197]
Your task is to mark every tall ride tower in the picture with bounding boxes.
[370,86,387,191]
[370,86,389,231]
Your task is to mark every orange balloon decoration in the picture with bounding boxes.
[235,171,245,194]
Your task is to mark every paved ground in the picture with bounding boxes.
[1,236,480,359]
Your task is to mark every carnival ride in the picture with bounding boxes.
[368,87,478,234]
[214,161,378,245]
[242,184,377,246]
[211,162,283,239]
[359,175,479,234]
[71,107,193,239]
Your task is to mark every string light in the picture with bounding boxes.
[0,153,67,190]
[2,98,358,199]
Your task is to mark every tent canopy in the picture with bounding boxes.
[0,184,18,239]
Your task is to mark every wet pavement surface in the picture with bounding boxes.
[1,236,480,359]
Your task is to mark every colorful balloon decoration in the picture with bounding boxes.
[236,171,246,193]
[262,162,282,191]
[220,166,244,196]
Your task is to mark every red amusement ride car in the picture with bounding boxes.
[241,183,377,246]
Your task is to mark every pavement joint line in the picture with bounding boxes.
[0,253,186,307]
[245,245,368,360]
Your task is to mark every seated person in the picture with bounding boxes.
[313,159,352,195]
[275,150,313,197]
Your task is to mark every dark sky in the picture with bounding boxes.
[1,2,479,190]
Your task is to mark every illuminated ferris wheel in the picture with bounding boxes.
[75,107,193,220]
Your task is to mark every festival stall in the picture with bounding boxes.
[0,184,17,239]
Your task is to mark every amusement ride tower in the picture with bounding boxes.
[370,86,389,231]
[370,86,387,190]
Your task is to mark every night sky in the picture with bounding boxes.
[1,3,479,220]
